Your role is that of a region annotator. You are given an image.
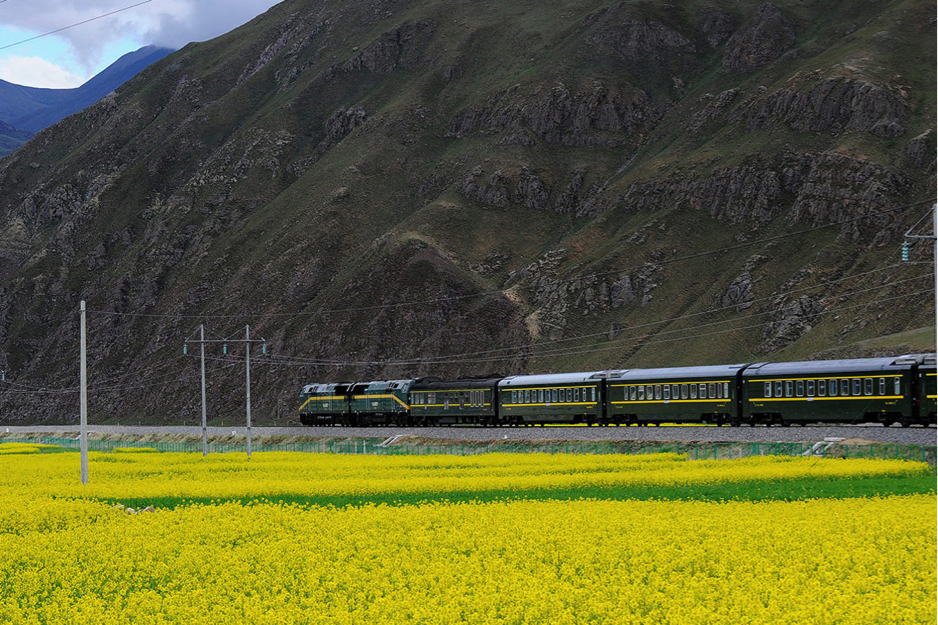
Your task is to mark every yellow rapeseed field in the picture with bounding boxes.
[0,448,933,624]
[0,449,926,502]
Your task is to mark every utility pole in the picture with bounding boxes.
[245,324,252,458]
[902,204,938,352]
[79,300,88,484]
[185,327,266,458]
[200,325,207,456]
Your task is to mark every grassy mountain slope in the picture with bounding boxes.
[0,0,934,424]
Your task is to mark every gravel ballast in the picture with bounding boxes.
[2,424,935,446]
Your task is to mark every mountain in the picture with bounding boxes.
[0,120,32,157]
[0,45,174,155]
[0,0,933,425]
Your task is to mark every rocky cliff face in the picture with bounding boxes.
[0,0,933,424]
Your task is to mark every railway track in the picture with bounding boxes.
[3,424,935,445]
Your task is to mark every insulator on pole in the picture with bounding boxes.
[223,343,227,355]
[901,241,910,262]
[183,344,187,355]
[262,343,267,355]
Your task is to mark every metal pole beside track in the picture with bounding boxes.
[933,204,936,367]
[246,324,252,459]
[80,300,88,484]
[200,324,207,457]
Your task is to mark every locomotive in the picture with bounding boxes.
[298,354,937,428]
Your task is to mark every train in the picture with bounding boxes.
[298,354,937,428]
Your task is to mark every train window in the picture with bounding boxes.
[796,381,804,397]
[774,382,782,398]
[852,379,861,396]
[707,383,716,398]
[629,387,636,401]
[645,385,653,400]
[840,379,850,396]
[807,380,815,396]
[699,383,707,399]
[681,384,689,399]
[784,381,793,397]
[817,381,826,397]
[663,386,671,400]
[864,379,873,396]
[550,389,557,402]
[574,388,580,402]
[655,385,662,400]
[879,378,886,395]
[565,388,571,402]
[716,384,723,399]
[511,391,517,404]
[522,390,528,403]
[592,388,596,402]
[724,383,730,398]
[536,389,542,403]
[828,381,836,396]
[894,378,901,395]
[638,386,645,400]
[671,385,678,398]
[690,384,698,399]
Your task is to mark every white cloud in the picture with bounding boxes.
[2,1,283,72]
[0,56,87,88]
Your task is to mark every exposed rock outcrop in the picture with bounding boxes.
[447,82,665,149]
[699,10,738,47]
[338,21,435,75]
[581,3,696,61]
[459,166,605,217]
[686,88,739,133]
[615,151,907,239]
[722,3,796,73]
[759,294,824,352]
[906,129,935,167]
[733,78,908,137]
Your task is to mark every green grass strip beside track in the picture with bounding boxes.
[105,474,937,511]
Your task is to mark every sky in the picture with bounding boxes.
[0,0,283,88]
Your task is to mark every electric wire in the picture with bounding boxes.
[0,1,154,51]
[83,197,938,321]
[254,272,932,366]
[208,288,934,368]
[271,262,913,365]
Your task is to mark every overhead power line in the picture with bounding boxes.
[209,287,933,368]
[0,0,154,51]
[84,197,937,321]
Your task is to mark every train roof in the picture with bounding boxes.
[743,357,920,377]
[302,383,343,394]
[617,364,751,381]
[360,379,417,391]
[411,376,503,391]
[498,371,606,387]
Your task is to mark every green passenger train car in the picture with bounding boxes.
[409,376,500,426]
[916,354,936,423]
[606,364,748,426]
[497,372,605,425]
[742,357,918,426]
